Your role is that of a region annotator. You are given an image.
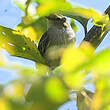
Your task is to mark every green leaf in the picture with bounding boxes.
[61,7,102,22]
[61,44,94,74]
[14,0,105,38]
[61,44,110,77]
[90,49,110,74]
[60,7,103,36]
[36,0,103,36]
[0,25,45,64]
[35,0,66,4]
[45,77,68,103]
[37,1,71,17]
[71,16,88,35]
[17,17,47,42]
[26,78,68,110]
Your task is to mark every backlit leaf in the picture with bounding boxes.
[0,25,45,64]
[45,78,68,103]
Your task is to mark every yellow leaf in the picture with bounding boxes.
[45,78,68,103]
[36,63,50,76]
[63,73,84,89]
[61,46,87,73]
[23,26,37,41]
[91,91,102,110]
[0,98,10,110]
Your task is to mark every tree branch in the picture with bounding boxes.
[80,5,110,48]
[77,90,94,110]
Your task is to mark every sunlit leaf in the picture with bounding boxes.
[36,0,66,4]
[0,25,45,64]
[37,1,71,17]
[45,78,68,103]
[37,0,102,23]
[26,78,65,110]
[17,17,47,42]
[61,47,86,73]
[91,76,110,110]
[93,14,109,27]
[61,43,94,73]
[63,72,84,90]
[91,49,110,75]
[61,7,102,23]
[0,98,10,110]
[37,1,106,35]
[36,63,50,76]
[23,26,37,41]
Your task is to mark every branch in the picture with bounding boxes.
[80,5,110,48]
[77,90,94,110]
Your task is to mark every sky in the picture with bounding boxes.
[0,0,110,109]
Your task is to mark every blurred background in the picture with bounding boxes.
[0,0,110,109]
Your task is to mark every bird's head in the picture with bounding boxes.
[46,14,66,28]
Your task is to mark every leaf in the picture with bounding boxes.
[26,78,68,110]
[61,43,110,76]
[60,7,104,36]
[61,43,94,73]
[63,72,85,90]
[61,7,102,22]
[36,0,103,37]
[17,17,47,42]
[71,16,88,35]
[36,0,71,17]
[0,98,10,110]
[36,0,66,4]
[91,78,110,110]
[14,0,105,38]
[0,25,45,64]
[45,77,68,103]
[90,49,110,74]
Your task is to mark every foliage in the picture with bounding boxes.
[0,0,110,110]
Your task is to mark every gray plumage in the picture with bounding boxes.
[38,14,75,68]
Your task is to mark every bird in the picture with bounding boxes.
[38,14,76,68]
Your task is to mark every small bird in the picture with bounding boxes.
[38,14,76,68]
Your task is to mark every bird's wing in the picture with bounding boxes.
[38,31,50,57]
